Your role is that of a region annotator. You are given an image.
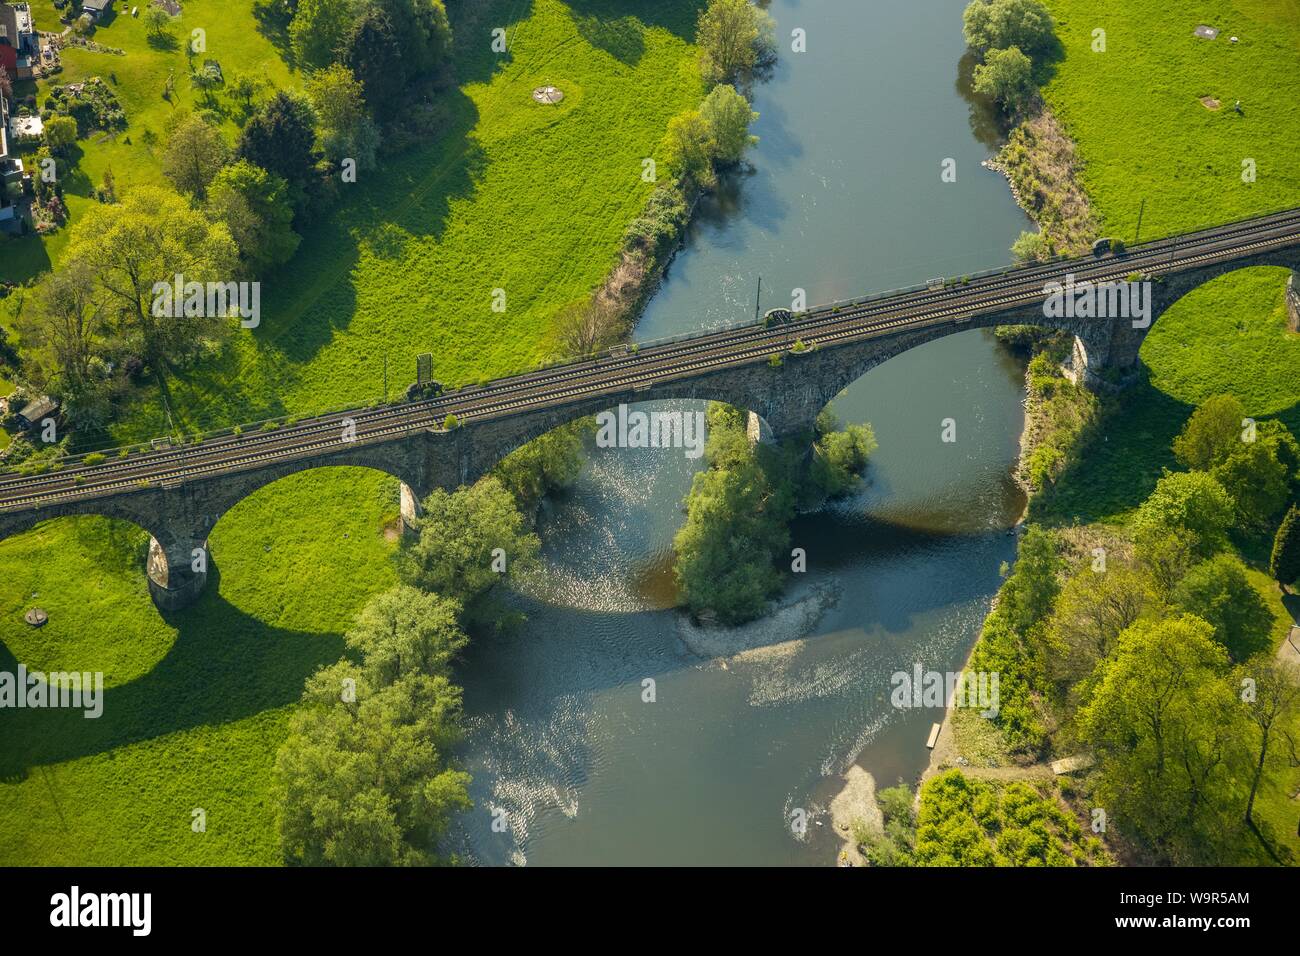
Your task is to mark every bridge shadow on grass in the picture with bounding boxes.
[0,563,345,782]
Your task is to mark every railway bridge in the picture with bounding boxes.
[3,209,1300,609]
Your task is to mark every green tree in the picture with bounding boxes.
[343,4,404,115]
[206,159,302,273]
[1270,503,1300,586]
[1132,470,1235,561]
[62,186,238,367]
[143,6,173,40]
[673,405,793,624]
[972,45,1034,111]
[236,92,321,216]
[1011,229,1050,263]
[305,63,381,169]
[161,113,231,200]
[493,418,593,515]
[41,114,78,155]
[1237,658,1300,838]
[962,0,1055,55]
[371,0,452,79]
[663,109,718,190]
[225,72,264,113]
[344,585,468,687]
[697,0,776,86]
[698,83,758,165]
[998,526,1060,635]
[1212,431,1294,531]
[807,415,876,500]
[272,670,471,866]
[1047,563,1151,683]
[289,0,353,70]
[1172,554,1276,662]
[1080,616,1250,862]
[399,476,541,606]
[1173,394,1248,471]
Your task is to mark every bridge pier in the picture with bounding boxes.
[1287,269,1299,333]
[147,534,209,612]
[399,482,423,536]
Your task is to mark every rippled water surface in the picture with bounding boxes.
[449,0,1034,865]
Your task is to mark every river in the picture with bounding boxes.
[448,0,1034,866]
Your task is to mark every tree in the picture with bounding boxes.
[26,260,105,391]
[663,109,718,190]
[399,476,541,606]
[272,669,471,866]
[1047,563,1151,683]
[343,586,468,687]
[371,0,451,78]
[206,159,302,273]
[553,296,625,358]
[999,526,1060,636]
[343,4,404,115]
[62,186,238,367]
[807,415,877,500]
[1237,659,1300,839]
[697,0,776,86]
[288,0,353,70]
[962,0,1055,55]
[305,63,380,169]
[189,62,224,106]
[236,92,321,216]
[161,113,231,199]
[1011,229,1050,263]
[225,72,265,114]
[1173,394,1248,471]
[698,83,758,165]
[1080,616,1250,862]
[42,114,79,155]
[972,45,1034,111]
[1172,554,1276,662]
[0,64,13,103]
[493,418,592,515]
[1132,470,1235,561]
[1212,430,1294,531]
[673,405,793,624]
[143,6,173,40]
[1270,503,1300,586]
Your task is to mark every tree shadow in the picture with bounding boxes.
[145,31,180,53]
[570,12,645,64]
[563,0,703,42]
[251,0,298,72]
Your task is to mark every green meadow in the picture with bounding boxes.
[0,0,705,865]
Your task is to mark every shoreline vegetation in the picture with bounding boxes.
[843,0,1300,868]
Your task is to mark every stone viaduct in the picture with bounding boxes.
[1,242,1298,611]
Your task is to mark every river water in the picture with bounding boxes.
[449,0,1033,866]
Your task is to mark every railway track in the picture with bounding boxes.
[3,208,1299,513]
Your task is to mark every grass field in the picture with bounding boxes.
[0,0,706,865]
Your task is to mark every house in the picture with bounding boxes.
[0,2,38,80]
[15,395,57,429]
[0,84,9,164]
[81,0,114,19]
